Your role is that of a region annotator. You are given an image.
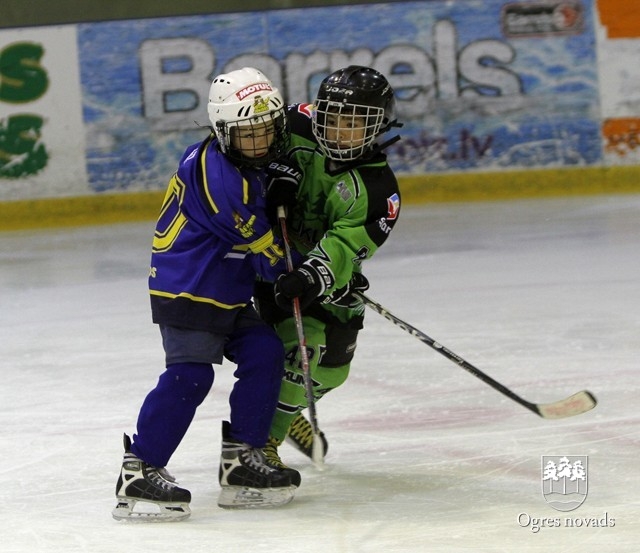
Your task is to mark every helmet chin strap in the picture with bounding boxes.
[371,133,402,155]
[369,118,403,154]
[364,119,403,158]
[381,118,403,134]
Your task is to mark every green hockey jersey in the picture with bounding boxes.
[283,102,401,323]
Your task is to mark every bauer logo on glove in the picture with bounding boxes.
[265,158,303,209]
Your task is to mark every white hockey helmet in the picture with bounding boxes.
[207,67,289,166]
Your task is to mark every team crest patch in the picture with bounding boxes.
[542,455,588,512]
[386,193,400,220]
[253,96,270,114]
[233,212,256,238]
[335,181,352,201]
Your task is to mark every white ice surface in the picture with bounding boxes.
[1,195,639,552]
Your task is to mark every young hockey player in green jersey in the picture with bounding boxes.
[255,66,402,469]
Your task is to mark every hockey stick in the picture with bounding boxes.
[277,206,325,468]
[356,292,597,419]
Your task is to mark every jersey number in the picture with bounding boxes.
[152,175,188,253]
[285,345,316,369]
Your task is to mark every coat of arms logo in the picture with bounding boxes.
[542,455,588,512]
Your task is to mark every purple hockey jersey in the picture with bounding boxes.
[149,134,289,333]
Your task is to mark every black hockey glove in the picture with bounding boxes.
[321,272,370,308]
[274,258,335,311]
[265,159,302,210]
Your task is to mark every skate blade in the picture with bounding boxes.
[218,485,296,509]
[112,498,191,522]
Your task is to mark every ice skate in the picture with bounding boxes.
[286,412,328,460]
[263,436,302,486]
[112,434,191,522]
[218,421,299,509]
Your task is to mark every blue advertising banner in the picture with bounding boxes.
[78,1,600,192]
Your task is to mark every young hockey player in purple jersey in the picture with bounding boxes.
[112,67,302,521]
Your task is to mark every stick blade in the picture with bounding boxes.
[536,390,597,419]
[311,434,326,471]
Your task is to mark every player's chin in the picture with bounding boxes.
[330,142,353,152]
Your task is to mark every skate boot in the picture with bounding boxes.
[112,434,191,522]
[218,421,299,509]
[286,412,328,460]
[263,436,302,487]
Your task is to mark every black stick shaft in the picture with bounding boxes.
[356,292,543,415]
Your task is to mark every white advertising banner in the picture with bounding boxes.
[0,26,87,200]
[1,2,639,202]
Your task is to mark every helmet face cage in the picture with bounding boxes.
[313,100,385,162]
[207,67,290,167]
[215,107,289,168]
[311,66,395,162]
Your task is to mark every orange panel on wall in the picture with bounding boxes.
[598,0,640,38]
[603,118,640,157]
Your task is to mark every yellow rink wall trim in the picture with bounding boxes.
[0,191,166,231]
[1,165,639,231]
[399,165,640,203]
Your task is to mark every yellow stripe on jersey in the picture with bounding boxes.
[200,139,219,214]
[261,243,285,266]
[149,289,246,309]
[242,178,249,204]
[244,230,285,266]
[247,229,275,253]
[230,231,285,265]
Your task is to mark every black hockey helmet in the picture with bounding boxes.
[312,66,396,161]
